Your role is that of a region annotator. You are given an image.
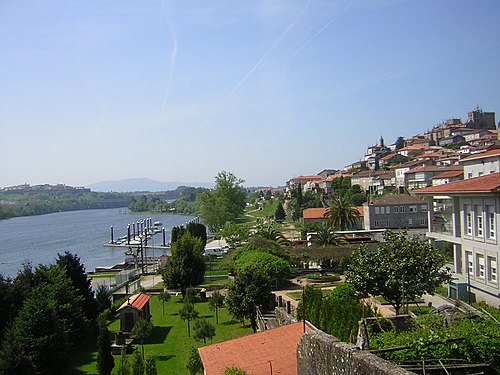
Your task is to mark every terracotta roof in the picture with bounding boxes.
[369,194,426,205]
[199,322,314,375]
[460,148,500,162]
[303,207,363,219]
[415,172,500,194]
[432,170,464,179]
[405,165,462,174]
[302,207,328,219]
[118,293,151,311]
[292,175,322,181]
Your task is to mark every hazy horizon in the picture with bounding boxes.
[1,1,499,187]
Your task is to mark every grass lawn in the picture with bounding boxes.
[73,295,253,374]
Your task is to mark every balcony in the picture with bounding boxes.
[431,198,456,237]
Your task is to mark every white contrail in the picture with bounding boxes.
[198,0,311,128]
[226,0,312,100]
[289,0,355,61]
[161,0,178,113]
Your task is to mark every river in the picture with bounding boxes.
[0,208,195,278]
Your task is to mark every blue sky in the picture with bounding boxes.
[1,0,499,188]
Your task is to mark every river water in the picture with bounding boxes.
[0,208,195,278]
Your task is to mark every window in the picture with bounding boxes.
[466,252,473,277]
[476,205,483,237]
[394,206,399,213]
[477,255,485,279]
[421,205,428,213]
[408,218,413,226]
[382,220,389,227]
[488,257,497,283]
[380,207,385,214]
[487,206,496,240]
[409,205,417,213]
[400,206,405,213]
[375,207,380,214]
[465,205,472,235]
[374,220,380,227]
[420,218,426,226]
[386,206,390,213]
[467,172,473,179]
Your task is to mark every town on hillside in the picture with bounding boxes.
[2,107,500,375]
[284,107,500,308]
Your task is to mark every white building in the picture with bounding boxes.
[416,172,500,306]
[460,148,500,179]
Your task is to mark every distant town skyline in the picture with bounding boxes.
[1,0,499,188]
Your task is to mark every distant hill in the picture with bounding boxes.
[88,178,214,192]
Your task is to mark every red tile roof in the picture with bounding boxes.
[302,207,328,219]
[199,322,314,375]
[369,194,426,205]
[415,172,500,194]
[118,293,151,311]
[303,207,363,219]
[432,170,464,179]
[292,175,323,181]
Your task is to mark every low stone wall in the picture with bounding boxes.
[297,330,413,375]
[275,306,297,326]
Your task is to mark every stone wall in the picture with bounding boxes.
[297,330,413,375]
[275,306,297,326]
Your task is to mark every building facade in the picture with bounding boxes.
[416,172,500,306]
[363,194,428,230]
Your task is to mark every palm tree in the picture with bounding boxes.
[254,225,290,246]
[324,193,360,231]
[310,224,346,247]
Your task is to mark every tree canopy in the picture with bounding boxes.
[162,232,206,297]
[232,250,290,280]
[197,171,246,233]
[346,231,451,314]
[225,264,272,332]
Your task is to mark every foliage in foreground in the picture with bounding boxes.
[297,283,374,343]
[367,307,500,374]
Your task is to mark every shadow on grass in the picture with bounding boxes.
[199,314,214,319]
[67,331,97,374]
[148,326,172,344]
[157,354,176,362]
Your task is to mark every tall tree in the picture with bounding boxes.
[12,294,68,374]
[324,193,360,230]
[162,232,206,298]
[346,231,451,314]
[158,291,171,315]
[179,302,199,337]
[95,284,112,314]
[56,251,97,322]
[274,202,286,222]
[208,291,224,324]
[197,171,246,233]
[225,265,272,332]
[96,316,114,375]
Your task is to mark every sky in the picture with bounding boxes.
[1,0,499,188]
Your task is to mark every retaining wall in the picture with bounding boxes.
[297,330,413,375]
